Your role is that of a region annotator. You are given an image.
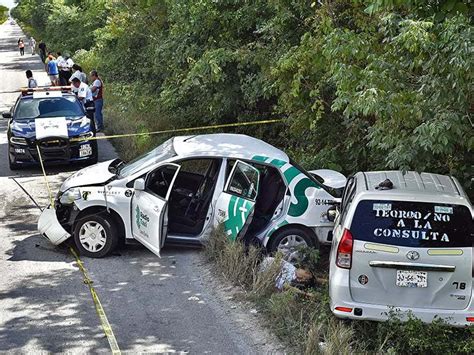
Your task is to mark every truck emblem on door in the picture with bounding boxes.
[406,251,420,261]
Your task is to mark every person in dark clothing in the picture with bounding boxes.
[38,40,47,63]
[18,38,25,56]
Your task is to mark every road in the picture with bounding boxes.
[0,22,281,353]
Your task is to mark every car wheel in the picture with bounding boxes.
[269,227,317,261]
[73,214,117,258]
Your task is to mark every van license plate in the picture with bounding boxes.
[396,270,427,288]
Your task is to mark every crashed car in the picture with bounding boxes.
[38,133,345,258]
[2,87,97,170]
[327,171,474,327]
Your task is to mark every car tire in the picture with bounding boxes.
[73,214,118,258]
[268,227,317,259]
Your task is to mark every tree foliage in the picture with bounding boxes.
[11,0,473,194]
[0,5,8,23]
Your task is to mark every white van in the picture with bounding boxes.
[328,171,473,327]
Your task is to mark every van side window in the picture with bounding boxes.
[340,177,356,222]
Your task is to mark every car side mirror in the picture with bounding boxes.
[326,206,337,222]
[134,178,145,191]
[2,111,11,118]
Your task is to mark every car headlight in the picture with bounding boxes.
[10,136,28,145]
[79,131,94,139]
[59,188,81,205]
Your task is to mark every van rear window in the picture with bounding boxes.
[350,200,473,248]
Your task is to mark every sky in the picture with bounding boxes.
[0,0,16,9]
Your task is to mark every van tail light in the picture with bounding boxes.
[336,229,353,269]
[467,317,474,322]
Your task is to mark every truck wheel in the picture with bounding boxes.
[73,214,118,258]
[268,227,317,260]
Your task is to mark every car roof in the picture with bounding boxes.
[354,171,469,201]
[172,134,289,162]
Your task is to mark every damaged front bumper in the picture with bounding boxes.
[38,206,71,245]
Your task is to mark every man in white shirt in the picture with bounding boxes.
[72,77,94,121]
[56,52,68,86]
[71,77,93,102]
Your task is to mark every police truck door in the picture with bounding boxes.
[131,163,180,257]
[214,160,260,240]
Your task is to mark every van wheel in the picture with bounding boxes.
[269,227,317,260]
[73,214,118,258]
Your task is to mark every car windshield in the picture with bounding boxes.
[350,200,473,248]
[15,97,84,120]
[118,138,177,178]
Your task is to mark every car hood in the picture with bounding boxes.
[11,116,92,139]
[60,159,116,192]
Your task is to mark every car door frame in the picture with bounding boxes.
[214,159,261,240]
[130,162,181,256]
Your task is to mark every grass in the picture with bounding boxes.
[204,228,474,354]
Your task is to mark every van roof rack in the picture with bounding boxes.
[20,86,72,96]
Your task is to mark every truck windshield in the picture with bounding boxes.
[118,138,177,178]
[15,97,84,120]
[350,200,473,248]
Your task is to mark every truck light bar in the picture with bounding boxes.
[20,86,72,96]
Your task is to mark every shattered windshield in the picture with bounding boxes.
[118,138,177,178]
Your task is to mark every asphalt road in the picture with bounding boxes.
[0,22,281,353]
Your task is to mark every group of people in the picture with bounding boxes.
[23,40,105,131]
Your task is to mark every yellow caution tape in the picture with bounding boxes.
[70,247,121,354]
[70,118,283,143]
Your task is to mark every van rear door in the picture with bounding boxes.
[349,200,473,310]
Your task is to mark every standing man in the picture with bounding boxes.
[46,54,59,86]
[56,52,68,86]
[71,77,94,121]
[38,40,46,63]
[26,70,38,88]
[29,37,36,55]
[90,70,104,131]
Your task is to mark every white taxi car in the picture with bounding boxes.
[328,171,473,326]
[38,134,346,258]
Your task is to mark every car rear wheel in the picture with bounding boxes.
[269,227,317,261]
[73,214,117,258]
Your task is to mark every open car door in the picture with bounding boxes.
[214,160,260,240]
[131,163,180,257]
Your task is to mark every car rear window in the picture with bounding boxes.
[350,200,473,248]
